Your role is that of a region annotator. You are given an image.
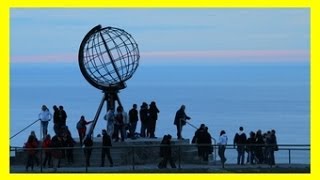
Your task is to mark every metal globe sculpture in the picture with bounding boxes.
[79,25,140,90]
[78,25,140,136]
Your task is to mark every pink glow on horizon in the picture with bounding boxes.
[11,50,309,64]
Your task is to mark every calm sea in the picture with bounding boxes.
[10,62,310,150]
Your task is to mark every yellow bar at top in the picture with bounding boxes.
[8,0,311,8]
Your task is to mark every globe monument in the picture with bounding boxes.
[78,25,140,136]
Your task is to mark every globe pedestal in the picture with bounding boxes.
[87,89,123,136]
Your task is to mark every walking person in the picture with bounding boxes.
[158,134,176,169]
[233,126,247,165]
[100,129,113,167]
[148,101,159,138]
[174,105,191,140]
[38,105,52,139]
[76,115,93,146]
[218,130,228,168]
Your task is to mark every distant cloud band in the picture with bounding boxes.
[11,50,309,64]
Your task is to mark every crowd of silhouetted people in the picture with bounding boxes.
[22,103,278,171]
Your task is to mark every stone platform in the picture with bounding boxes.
[11,137,202,167]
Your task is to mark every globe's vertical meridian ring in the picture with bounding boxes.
[78,25,140,90]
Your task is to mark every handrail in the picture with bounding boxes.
[184,120,217,144]
[10,119,40,140]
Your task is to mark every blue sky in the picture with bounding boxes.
[10,8,310,64]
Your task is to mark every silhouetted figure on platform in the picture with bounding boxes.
[129,104,139,139]
[139,102,149,138]
[38,105,52,138]
[83,135,93,167]
[104,108,115,137]
[100,129,113,167]
[158,134,176,169]
[76,115,93,146]
[148,101,159,138]
[52,105,60,135]
[174,105,191,139]
[218,130,228,168]
[234,126,247,165]
[24,134,38,171]
[42,134,52,168]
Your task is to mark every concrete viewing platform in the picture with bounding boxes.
[10,137,310,173]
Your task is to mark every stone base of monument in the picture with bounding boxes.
[11,137,211,167]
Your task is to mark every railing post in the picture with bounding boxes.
[132,146,135,170]
[40,147,43,173]
[289,149,291,165]
[178,145,181,169]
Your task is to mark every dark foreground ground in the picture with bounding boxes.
[10,163,310,173]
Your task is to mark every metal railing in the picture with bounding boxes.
[10,143,310,173]
[10,119,40,140]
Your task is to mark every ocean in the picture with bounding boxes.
[10,62,310,150]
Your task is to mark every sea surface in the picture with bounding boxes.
[10,62,310,150]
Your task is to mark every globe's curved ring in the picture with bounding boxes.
[78,25,140,90]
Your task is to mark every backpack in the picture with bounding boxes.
[76,120,83,129]
[115,113,123,124]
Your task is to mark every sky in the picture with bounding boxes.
[10,8,310,65]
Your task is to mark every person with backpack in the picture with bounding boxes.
[233,126,247,165]
[76,115,93,146]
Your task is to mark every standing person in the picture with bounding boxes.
[104,108,115,137]
[38,105,52,139]
[196,126,212,161]
[100,129,113,167]
[24,134,38,171]
[59,105,67,128]
[52,105,61,135]
[129,104,138,139]
[158,134,176,169]
[29,131,40,166]
[83,135,93,167]
[114,106,124,142]
[246,131,256,164]
[121,107,129,139]
[218,130,228,168]
[255,130,265,164]
[42,134,52,168]
[173,105,191,140]
[233,126,247,165]
[51,134,64,172]
[267,129,278,166]
[148,101,159,138]
[76,115,93,146]
[139,102,149,138]
[62,132,76,165]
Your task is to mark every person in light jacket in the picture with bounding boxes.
[218,130,228,168]
[38,105,52,138]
